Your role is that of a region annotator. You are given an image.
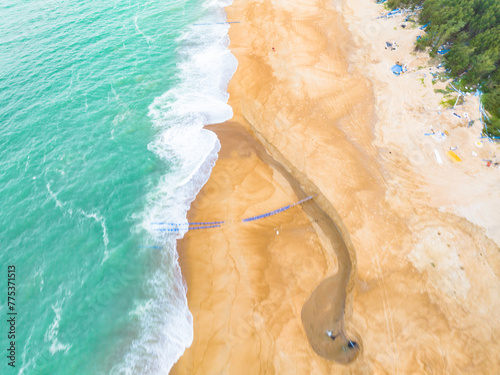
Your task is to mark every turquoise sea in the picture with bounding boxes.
[0,0,236,373]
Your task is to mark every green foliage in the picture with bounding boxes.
[387,0,421,8]
[444,43,471,75]
[434,88,449,94]
[440,97,457,108]
[483,90,500,118]
[385,0,500,136]
[484,117,500,137]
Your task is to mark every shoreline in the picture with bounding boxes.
[171,122,350,373]
[173,0,500,373]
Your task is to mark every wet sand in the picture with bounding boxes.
[173,0,500,373]
[172,123,359,373]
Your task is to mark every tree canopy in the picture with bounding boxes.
[386,0,500,136]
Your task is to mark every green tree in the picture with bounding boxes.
[385,0,500,136]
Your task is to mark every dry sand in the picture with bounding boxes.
[172,0,500,373]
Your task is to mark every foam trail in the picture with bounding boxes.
[78,209,109,263]
[44,302,71,355]
[46,183,64,209]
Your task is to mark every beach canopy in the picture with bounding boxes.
[391,64,403,75]
[386,8,402,17]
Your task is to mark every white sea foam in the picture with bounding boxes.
[113,1,237,374]
[46,183,64,209]
[134,15,154,44]
[19,325,36,375]
[46,183,110,261]
[111,236,194,374]
[78,209,110,263]
[44,302,71,355]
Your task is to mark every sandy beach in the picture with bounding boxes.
[172,0,500,373]
[172,123,354,373]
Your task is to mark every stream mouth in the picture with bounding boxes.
[301,273,360,363]
[208,122,360,363]
[299,194,360,364]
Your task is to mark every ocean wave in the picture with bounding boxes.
[113,1,237,373]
